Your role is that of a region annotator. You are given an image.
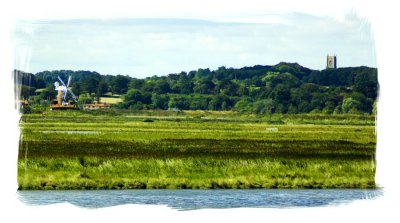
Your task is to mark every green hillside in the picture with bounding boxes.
[13,62,378,114]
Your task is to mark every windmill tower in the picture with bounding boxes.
[55,82,63,105]
[326,54,337,69]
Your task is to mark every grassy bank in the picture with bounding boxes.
[18,110,376,189]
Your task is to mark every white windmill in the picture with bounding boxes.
[54,76,77,106]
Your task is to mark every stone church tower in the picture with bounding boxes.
[326,54,337,69]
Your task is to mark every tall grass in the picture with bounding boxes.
[18,157,375,189]
[18,111,377,190]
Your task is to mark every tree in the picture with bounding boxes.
[154,79,171,94]
[271,84,291,106]
[252,99,275,119]
[141,81,156,92]
[96,80,109,98]
[151,93,169,110]
[354,71,378,99]
[128,78,144,90]
[189,95,211,110]
[297,101,311,113]
[194,68,211,79]
[234,98,251,112]
[218,79,239,96]
[208,95,231,110]
[77,93,93,104]
[262,72,300,88]
[322,101,335,114]
[111,75,130,95]
[70,82,83,95]
[348,92,371,113]
[341,97,362,113]
[310,92,327,110]
[13,70,37,87]
[38,87,56,101]
[82,76,99,94]
[168,95,189,110]
[237,84,249,96]
[194,77,215,94]
[170,73,194,94]
[18,85,36,99]
[248,86,261,99]
[35,78,46,89]
[124,89,143,106]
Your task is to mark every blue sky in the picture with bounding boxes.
[13,13,376,78]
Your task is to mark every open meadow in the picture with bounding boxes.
[18,110,376,189]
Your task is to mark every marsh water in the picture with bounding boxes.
[18,189,382,210]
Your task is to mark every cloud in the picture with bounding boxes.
[13,14,376,77]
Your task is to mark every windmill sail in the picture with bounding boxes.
[67,76,71,88]
[58,76,67,87]
[63,88,69,100]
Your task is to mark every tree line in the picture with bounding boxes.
[14,62,378,114]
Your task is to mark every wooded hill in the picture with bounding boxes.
[14,62,378,114]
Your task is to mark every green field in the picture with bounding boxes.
[18,110,376,189]
[99,97,123,104]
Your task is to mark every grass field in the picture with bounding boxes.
[18,110,376,189]
[99,97,123,104]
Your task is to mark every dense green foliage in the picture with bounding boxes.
[14,62,378,114]
[18,111,376,189]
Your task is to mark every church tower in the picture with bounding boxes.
[326,54,337,69]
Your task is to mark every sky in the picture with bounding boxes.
[12,13,376,78]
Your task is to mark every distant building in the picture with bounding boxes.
[326,54,337,69]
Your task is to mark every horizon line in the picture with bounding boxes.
[13,62,377,78]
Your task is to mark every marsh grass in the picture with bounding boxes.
[18,111,376,189]
[18,157,375,189]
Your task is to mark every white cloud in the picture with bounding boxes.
[13,14,376,77]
